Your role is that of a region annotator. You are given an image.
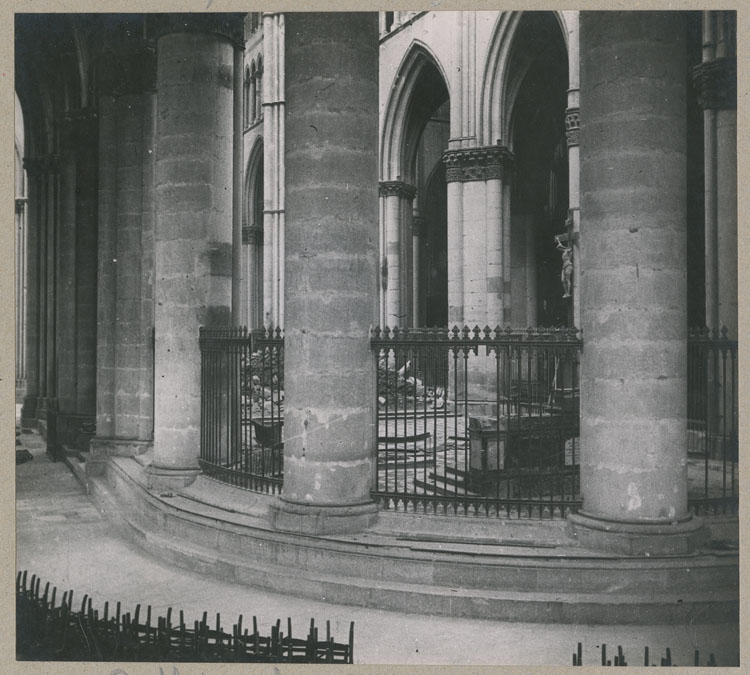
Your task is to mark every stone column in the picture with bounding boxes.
[693,11,737,337]
[566,12,581,329]
[524,216,538,327]
[73,110,99,431]
[232,44,244,323]
[411,211,425,326]
[94,95,117,441]
[15,196,27,399]
[43,152,60,425]
[262,12,286,329]
[443,147,513,409]
[446,181,464,326]
[55,118,79,426]
[20,157,43,426]
[149,15,243,489]
[443,146,514,328]
[243,224,263,328]
[569,12,705,555]
[269,12,379,535]
[91,45,158,462]
[379,181,416,328]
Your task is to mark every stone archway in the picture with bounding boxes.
[505,12,570,328]
[379,44,450,328]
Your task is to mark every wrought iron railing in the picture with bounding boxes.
[197,325,737,519]
[370,326,582,519]
[687,327,738,516]
[199,327,284,494]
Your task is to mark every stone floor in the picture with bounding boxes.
[15,425,741,667]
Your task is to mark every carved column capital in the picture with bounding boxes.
[565,107,580,147]
[379,180,417,199]
[692,57,737,110]
[242,224,264,245]
[442,145,514,183]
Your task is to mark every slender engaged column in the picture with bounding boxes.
[94,97,117,440]
[569,11,705,555]
[232,44,244,323]
[269,12,380,535]
[380,181,415,328]
[412,211,425,326]
[44,153,60,414]
[21,157,44,426]
[150,15,243,488]
[55,119,78,428]
[693,11,737,336]
[566,12,581,328]
[74,110,99,429]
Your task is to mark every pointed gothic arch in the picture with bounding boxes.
[380,41,451,184]
[479,11,570,148]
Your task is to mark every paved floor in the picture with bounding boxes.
[15,426,740,667]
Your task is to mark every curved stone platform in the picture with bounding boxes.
[86,456,739,625]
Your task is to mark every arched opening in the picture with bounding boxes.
[507,12,569,327]
[397,54,450,327]
[419,127,448,328]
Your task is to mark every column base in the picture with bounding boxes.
[567,512,708,556]
[90,437,153,459]
[269,498,379,535]
[20,396,42,428]
[57,413,96,451]
[146,465,200,492]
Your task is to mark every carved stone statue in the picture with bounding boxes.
[555,235,573,298]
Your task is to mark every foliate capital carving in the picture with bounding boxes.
[692,57,737,111]
[565,108,580,147]
[242,224,264,245]
[442,145,514,183]
[379,181,417,200]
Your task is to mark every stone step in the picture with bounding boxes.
[87,456,740,625]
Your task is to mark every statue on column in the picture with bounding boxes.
[555,234,573,299]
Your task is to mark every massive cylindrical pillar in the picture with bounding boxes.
[150,16,243,488]
[569,12,705,555]
[91,43,158,462]
[269,12,379,535]
[55,119,78,421]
